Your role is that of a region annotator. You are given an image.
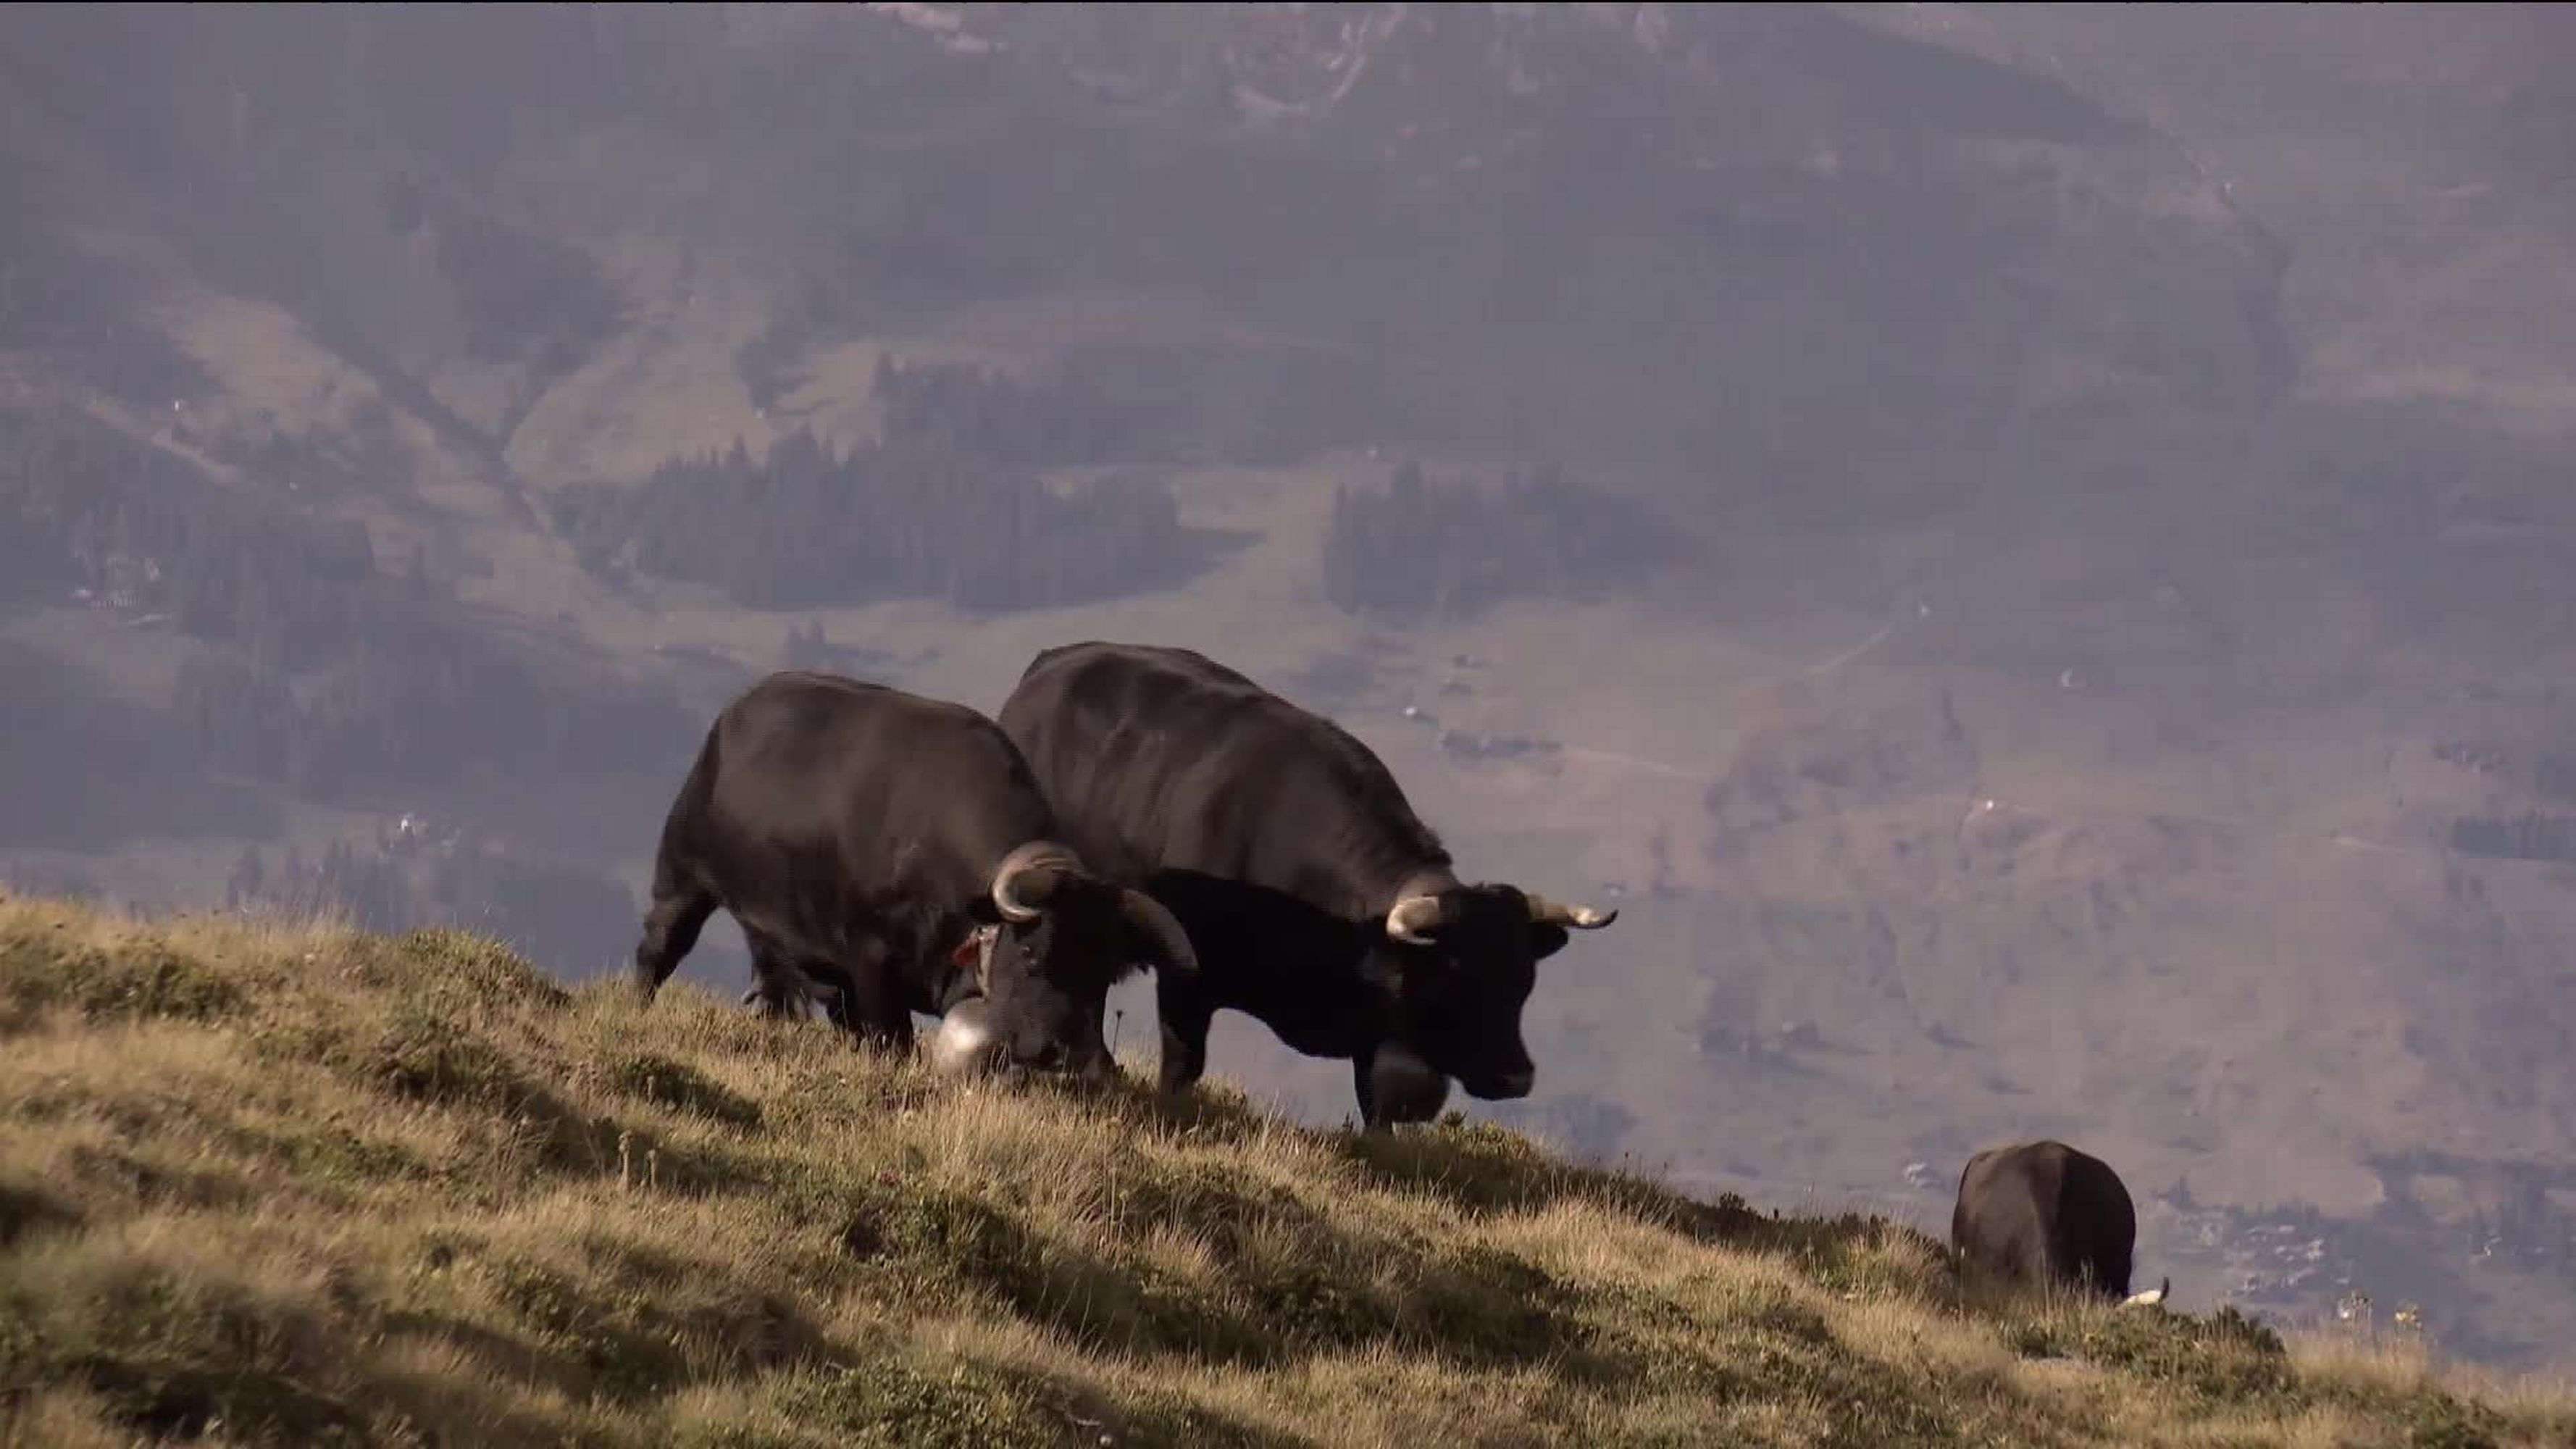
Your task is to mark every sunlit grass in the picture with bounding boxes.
[0,895,2567,1446]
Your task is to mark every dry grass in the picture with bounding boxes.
[0,895,2567,1448]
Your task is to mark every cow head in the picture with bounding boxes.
[1374,880,1616,1101]
[966,841,1198,1082]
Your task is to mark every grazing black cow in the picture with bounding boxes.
[631,669,1199,1081]
[1952,1139,2169,1306]
[994,640,1619,1128]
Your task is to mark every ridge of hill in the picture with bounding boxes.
[1,895,2571,1448]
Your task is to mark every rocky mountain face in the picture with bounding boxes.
[4,4,2575,1366]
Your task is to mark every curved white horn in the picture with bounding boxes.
[990,842,1079,923]
[1385,894,1446,946]
[2120,1276,2170,1309]
[1527,893,1618,930]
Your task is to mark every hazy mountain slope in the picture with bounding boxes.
[1895,2,2576,442]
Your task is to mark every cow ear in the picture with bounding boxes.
[1528,922,1573,960]
[949,935,983,972]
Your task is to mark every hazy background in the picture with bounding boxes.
[5,1,2575,1367]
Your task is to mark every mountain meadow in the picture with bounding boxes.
[3,895,2572,1447]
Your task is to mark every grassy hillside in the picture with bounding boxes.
[1,896,2569,1448]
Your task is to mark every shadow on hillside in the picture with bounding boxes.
[832,1166,1631,1375]
[1339,1119,1947,1279]
[1071,1074,1952,1303]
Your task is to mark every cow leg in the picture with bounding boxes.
[1350,1053,1382,1131]
[835,942,916,1057]
[2067,1230,2126,1300]
[2019,1223,2057,1294]
[1153,977,1214,1099]
[632,871,718,1006]
[818,980,856,1035]
[741,927,813,1022]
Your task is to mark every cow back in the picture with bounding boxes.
[698,671,1058,948]
[1952,1139,2136,1298]
[999,642,1447,919]
[1954,1144,2053,1285]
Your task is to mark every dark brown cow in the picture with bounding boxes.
[1952,1139,2169,1306]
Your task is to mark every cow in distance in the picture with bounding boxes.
[1952,1138,2170,1307]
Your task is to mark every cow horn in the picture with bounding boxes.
[1526,893,1619,930]
[991,842,1080,922]
[1385,893,1447,946]
[1119,888,1200,976]
[2120,1277,2170,1309]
